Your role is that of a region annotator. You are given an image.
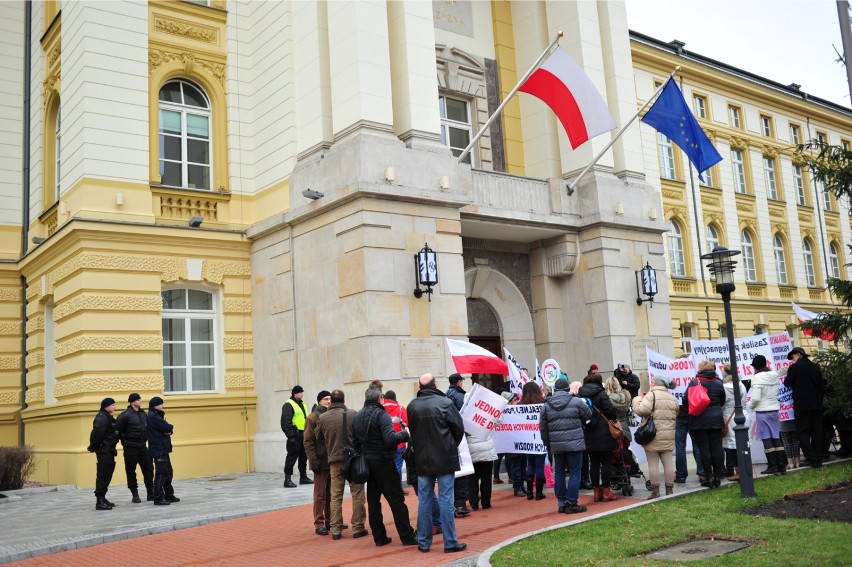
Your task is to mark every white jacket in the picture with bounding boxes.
[463,391,500,463]
[748,369,780,412]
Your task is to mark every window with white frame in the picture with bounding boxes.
[680,324,696,353]
[728,105,741,128]
[55,106,61,200]
[789,124,800,145]
[658,133,676,179]
[829,242,841,279]
[820,179,833,211]
[719,324,728,338]
[754,324,768,335]
[793,164,806,205]
[731,149,747,194]
[803,239,816,287]
[816,132,827,146]
[741,230,757,282]
[706,224,720,251]
[692,95,707,118]
[773,234,788,285]
[159,80,211,190]
[668,220,686,277]
[763,157,777,200]
[439,95,472,165]
[161,289,218,393]
[760,115,773,137]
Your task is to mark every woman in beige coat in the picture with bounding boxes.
[632,375,679,499]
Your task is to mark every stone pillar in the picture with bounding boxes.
[294,0,333,158]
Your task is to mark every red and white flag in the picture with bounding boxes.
[519,48,616,149]
[447,339,509,375]
[792,302,836,341]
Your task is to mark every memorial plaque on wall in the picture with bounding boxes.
[402,339,445,378]
[432,0,474,37]
[630,338,658,370]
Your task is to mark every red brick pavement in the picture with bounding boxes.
[12,490,640,566]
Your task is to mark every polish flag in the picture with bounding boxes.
[447,339,509,375]
[519,48,616,149]
[792,302,836,341]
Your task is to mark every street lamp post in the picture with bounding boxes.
[700,246,755,498]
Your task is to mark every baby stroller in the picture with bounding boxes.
[610,436,649,496]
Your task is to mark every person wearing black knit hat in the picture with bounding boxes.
[147,396,179,505]
[304,389,334,534]
[281,385,312,488]
[115,392,154,503]
[87,397,119,510]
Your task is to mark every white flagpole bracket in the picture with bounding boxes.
[456,31,564,165]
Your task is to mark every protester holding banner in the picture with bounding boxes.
[687,360,726,488]
[464,390,499,511]
[721,365,748,481]
[632,375,679,499]
[748,355,786,475]
[777,367,801,470]
[519,383,547,501]
[578,373,619,502]
[540,377,592,514]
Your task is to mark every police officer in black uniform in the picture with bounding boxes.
[115,393,155,503]
[87,397,119,510]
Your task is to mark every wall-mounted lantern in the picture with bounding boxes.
[635,261,658,307]
[413,243,438,301]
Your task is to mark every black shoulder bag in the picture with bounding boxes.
[342,409,372,484]
[634,393,657,445]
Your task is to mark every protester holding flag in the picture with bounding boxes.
[687,360,726,488]
[519,383,547,501]
[748,355,786,475]
[578,373,619,502]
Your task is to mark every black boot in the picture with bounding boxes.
[103,497,116,508]
[96,497,112,510]
[775,449,787,475]
[146,490,154,502]
[525,479,533,500]
[283,475,297,488]
[535,479,546,500]
[131,489,141,504]
[760,450,778,475]
[299,473,314,485]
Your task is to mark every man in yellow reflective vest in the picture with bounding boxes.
[282,385,313,488]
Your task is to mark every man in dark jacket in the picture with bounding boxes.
[353,387,417,547]
[304,390,332,535]
[147,396,179,505]
[281,385,312,488]
[445,373,470,517]
[87,397,119,510]
[115,393,154,503]
[617,364,641,399]
[785,347,825,467]
[687,360,727,487]
[407,373,466,554]
[541,377,592,514]
[315,389,367,540]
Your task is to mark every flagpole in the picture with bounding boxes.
[567,66,681,192]
[457,31,564,164]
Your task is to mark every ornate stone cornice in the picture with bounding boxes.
[54,294,163,321]
[665,205,688,224]
[55,335,163,359]
[770,222,787,236]
[204,260,250,285]
[700,195,720,207]
[53,375,164,398]
[662,189,681,200]
[704,212,723,227]
[739,218,757,232]
[762,145,779,159]
[148,48,225,88]
[801,227,815,240]
[729,136,748,151]
[153,16,218,44]
[48,253,184,290]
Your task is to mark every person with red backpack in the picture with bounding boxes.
[382,390,409,493]
[687,360,727,488]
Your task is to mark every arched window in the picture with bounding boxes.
[668,220,686,276]
[773,234,788,285]
[741,230,757,282]
[829,242,841,279]
[706,224,720,251]
[159,80,211,190]
[803,239,816,287]
[161,288,218,393]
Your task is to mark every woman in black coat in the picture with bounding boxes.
[687,359,727,488]
[578,373,619,502]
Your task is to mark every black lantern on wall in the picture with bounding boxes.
[635,261,658,307]
[413,243,438,301]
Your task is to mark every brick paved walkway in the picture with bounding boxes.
[9,489,640,566]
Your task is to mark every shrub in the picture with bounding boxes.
[0,445,37,491]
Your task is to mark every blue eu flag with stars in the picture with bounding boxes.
[641,78,722,182]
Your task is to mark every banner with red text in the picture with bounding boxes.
[690,333,773,380]
[646,348,696,407]
[459,383,509,438]
[493,403,546,454]
[769,332,794,371]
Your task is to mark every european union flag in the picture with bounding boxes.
[641,78,722,181]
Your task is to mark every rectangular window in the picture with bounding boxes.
[760,115,773,137]
[793,164,806,205]
[842,139,850,151]
[763,157,777,200]
[821,179,833,211]
[728,105,741,129]
[731,149,747,194]
[789,124,800,145]
[692,95,707,118]
[161,289,217,393]
[439,96,473,165]
[817,132,827,146]
[680,324,695,354]
[658,133,676,179]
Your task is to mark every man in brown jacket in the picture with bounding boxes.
[304,390,332,535]
[315,389,367,540]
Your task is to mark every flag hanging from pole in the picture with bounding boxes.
[447,339,510,375]
[518,48,616,149]
[791,302,837,341]
[641,78,722,181]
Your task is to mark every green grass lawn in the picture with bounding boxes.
[491,462,851,567]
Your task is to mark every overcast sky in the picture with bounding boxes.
[625,0,849,108]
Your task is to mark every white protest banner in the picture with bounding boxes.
[541,359,560,388]
[778,374,795,421]
[492,403,546,454]
[690,333,773,380]
[646,348,695,407]
[455,435,475,478]
[769,332,794,371]
[503,347,529,396]
[459,383,508,438]
[535,359,544,389]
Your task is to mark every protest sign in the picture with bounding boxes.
[492,403,546,454]
[504,347,529,396]
[646,348,695,406]
[690,333,773,380]
[541,359,560,388]
[455,435,474,478]
[459,383,508,438]
[778,374,795,421]
[769,332,794,371]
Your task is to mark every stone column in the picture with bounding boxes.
[294,0,333,159]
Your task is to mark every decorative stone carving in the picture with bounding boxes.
[665,205,687,224]
[771,222,787,236]
[801,228,815,240]
[204,260,250,285]
[224,336,253,351]
[26,387,44,403]
[153,16,218,44]
[0,356,20,371]
[48,253,184,291]
[0,289,20,301]
[705,213,723,227]
[55,336,163,359]
[43,70,61,108]
[662,189,681,200]
[0,390,20,405]
[739,218,756,232]
[149,48,225,88]
[223,298,251,313]
[729,136,748,151]
[26,352,45,368]
[700,195,720,207]
[762,145,778,159]
[225,373,255,389]
[48,43,61,68]
[53,375,164,398]
[25,316,44,334]
[53,294,163,321]
[826,217,839,228]
[541,235,579,278]
[0,321,20,335]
